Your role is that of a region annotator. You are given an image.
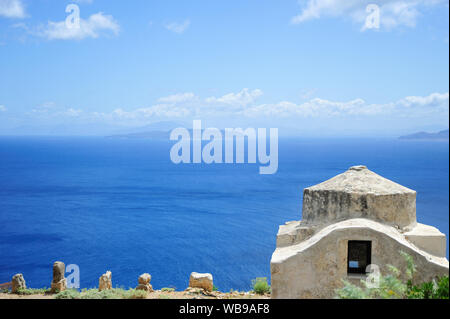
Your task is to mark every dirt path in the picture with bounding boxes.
[0,289,270,300]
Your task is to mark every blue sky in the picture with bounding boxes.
[0,0,449,136]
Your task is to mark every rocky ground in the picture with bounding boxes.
[2,269,271,299]
[0,287,270,299]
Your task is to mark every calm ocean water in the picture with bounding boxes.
[0,137,448,291]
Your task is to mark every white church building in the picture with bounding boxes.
[270,165,449,299]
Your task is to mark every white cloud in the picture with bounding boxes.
[165,20,191,34]
[291,0,447,30]
[99,89,264,120]
[89,89,262,121]
[205,88,263,107]
[158,93,197,104]
[25,91,448,125]
[300,88,317,99]
[65,108,83,117]
[11,21,27,30]
[104,91,448,123]
[31,102,56,114]
[39,12,120,40]
[397,92,449,108]
[241,92,449,118]
[94,104,191,121]
[28,102,85,119]
[240,98,370,118]
[0,0,25,18]
[0,105,7,112]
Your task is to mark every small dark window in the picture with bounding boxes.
[347,241,371,274]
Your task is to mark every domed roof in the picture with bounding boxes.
[302,166,417,229]
[307,165,415,195]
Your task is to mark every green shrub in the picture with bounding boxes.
[55,289,81,299]
[336,273,407,299]
[122,289,148,299]
[213,285,219,292]
[161,287,175,292]
[336,251,449,299]
[79,288,124,299]
[436,276,449,298]
[15,288,50,295]
[252,277,271,295]
[55,288,148,299]
[408,276,449,299]
[335,282,368,299]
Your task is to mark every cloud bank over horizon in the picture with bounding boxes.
[1,90,448,137]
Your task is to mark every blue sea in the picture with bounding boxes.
[0,137,448,291]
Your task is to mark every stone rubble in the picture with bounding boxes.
[136,273,153,292]
[51,261,67,293]
[11,274,26,293]
[188,272,213,292]
[99,271,112,291]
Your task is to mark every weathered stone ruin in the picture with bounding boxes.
[51,261,67,293]
[136,273,153,292]
[99,271,112,291]
[271,165,449,299]
[188,272,213,292]
[11,274,26,293]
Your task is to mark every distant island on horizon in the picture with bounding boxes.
[399,129,449,141]
[107,128,450,140]
[105,122,450,140]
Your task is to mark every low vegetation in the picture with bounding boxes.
[14,288,51,295]
[55,288,147,299]
[2,277,275,299]
[336,251,449,299]
[251,277,271,295]
[407,276,448,299]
